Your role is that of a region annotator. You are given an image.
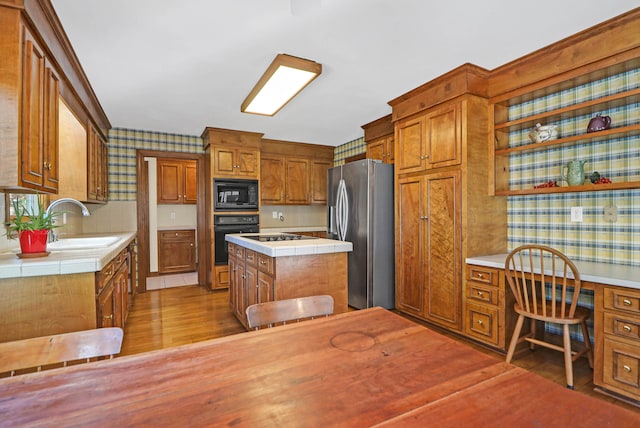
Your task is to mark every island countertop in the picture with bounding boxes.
[0,232,137,279]
[225,233,352,257]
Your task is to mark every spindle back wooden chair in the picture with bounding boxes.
[0,327,124,377]
[246,295,334,330]
[504,245,593,389]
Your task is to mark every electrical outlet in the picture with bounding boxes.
[570,207,583,222]
[603,205,618,222]
[272,211,278,219]
[170,212,176,220]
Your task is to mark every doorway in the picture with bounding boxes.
[136,150,207,293]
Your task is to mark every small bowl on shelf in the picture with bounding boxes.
[529,123,558,143]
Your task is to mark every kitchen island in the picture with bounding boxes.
[225,233,352,329]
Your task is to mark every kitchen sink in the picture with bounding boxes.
[48,236,120,251]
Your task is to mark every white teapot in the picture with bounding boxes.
[529,123,559,143]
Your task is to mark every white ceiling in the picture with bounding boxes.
[51,0,634,147]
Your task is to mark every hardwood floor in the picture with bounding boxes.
[121,286,639,414]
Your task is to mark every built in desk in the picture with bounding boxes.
[0,307,637,426]
[466,255,640,404]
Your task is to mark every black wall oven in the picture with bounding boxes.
[214,179,259,211]
[214,215,259,265]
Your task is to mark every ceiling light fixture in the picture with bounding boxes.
[241,53,322,116]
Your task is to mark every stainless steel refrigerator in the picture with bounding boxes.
[327,159,394,309]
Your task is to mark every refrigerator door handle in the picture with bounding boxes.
[336,179,348,241]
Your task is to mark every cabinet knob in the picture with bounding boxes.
[103,314,113,320]
[477,291,484,297]
[175,233,179,236]
[623,325,632,332]
[623,365,632,373]
[260,260,266,265]
[623,299,632,306]
[420,215,428,220]
[477,320,484,326]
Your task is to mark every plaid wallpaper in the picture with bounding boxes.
[107,128,204,201]
[333,136,366,165]
[507,68,640,267]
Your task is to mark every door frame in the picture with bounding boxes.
[136,150,207,292]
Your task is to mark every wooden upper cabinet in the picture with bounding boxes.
[260,156,285,205]
[157,158,197,204]
[202,128,263,179]
[260,138,334,206]
[20,28,59,193]
[285,158,309,204]
[395,103,461,174]
[310,160,331,205]
[363,114,394,164]
[87,123,108,203]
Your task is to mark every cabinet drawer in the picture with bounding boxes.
[603,337,640,399]
[257,254,274,275]
[604,312,640,342]
[464,302,499,346]
[245,249,256,266]
[96,259,116,293]
[466,265,499,286]
[159,230,195,240]
[466,282,499,306]
[604,287,640,315]
[232,245,245,259]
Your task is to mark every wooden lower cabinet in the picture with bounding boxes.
[229,242,348,330]
[158,229,196,274]
[396,171,462,331]
[595,285,640,402]
[95,246,131,328]
[462,264,521,350]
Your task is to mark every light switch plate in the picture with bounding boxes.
[570,207,583,222]
[603,205,618,222]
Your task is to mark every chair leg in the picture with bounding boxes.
[506,315,525,364]
[580,320,594,369]
[563,324,574,389]
[529,318,537,351]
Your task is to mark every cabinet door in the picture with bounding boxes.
[426,103,460,169]
[257,271,274,304]
[234,262,246,320]
[367,138,386,162]
[183,160,197,204]
[228,255,237,310]
[97,283,116,328]
[245,264,258,310]
[310,160,331,205]
[236,148,259,177]
[157,160,183,204]
[395,116,425,174]
[395,176,424,316]
[21,31,59,193]
[386,136,395,164]
[285,158,309,204]
[424,170,461,330]
[260,156,286,204]
[213,147,236,176]
[88,125,108,202]
[158,230,196,273]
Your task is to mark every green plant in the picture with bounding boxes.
[7,196,61,237]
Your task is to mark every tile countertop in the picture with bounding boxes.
[0,232,136,279]
[466,254,640,290]
[226,233,352,258]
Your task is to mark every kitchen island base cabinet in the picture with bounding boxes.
[228,242,348,329]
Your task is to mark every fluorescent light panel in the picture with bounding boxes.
[241,54,322,116]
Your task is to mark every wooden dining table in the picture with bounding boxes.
[0,307,637,427]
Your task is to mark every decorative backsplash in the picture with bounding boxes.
[507,69,640,266]
[108,128,204,201]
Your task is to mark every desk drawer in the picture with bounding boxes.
[463,302,499,347]
[603,337,640,399]
[466,282,499,306]
[466,265,499,286]
[604,287,640,315]
[604,312,640,342]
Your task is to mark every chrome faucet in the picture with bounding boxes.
[46,198,91,242]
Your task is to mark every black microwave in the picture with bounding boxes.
[214,179,259,211]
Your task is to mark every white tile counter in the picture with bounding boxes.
[0,232,136,279]
[466,254,640,290]
[226,233,352,257]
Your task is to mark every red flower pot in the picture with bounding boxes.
[19,230,49,254]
